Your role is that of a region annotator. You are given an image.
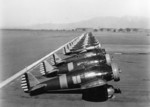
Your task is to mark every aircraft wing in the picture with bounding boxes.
[0,33,88,89]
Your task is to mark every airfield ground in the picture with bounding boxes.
[0,30,150,107]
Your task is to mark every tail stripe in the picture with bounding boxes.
[22,86,28,89]
[21,80,27,83]
[21,83,27,86]
[24,89,29,91]
[21,77,26,80]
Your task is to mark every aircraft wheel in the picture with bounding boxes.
[82,86,108,102]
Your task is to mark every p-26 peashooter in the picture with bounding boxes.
[0,32,121,101]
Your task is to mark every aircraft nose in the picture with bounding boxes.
[111,63,121,82]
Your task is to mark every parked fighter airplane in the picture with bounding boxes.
[41,49,113,78]
[21,32,121,101]
[0,32,121,101]
[63,32,104,55]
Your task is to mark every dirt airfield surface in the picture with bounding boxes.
[0,30,150,107]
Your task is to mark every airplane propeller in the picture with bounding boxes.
[111,63,121,81]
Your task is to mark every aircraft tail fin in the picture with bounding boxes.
[49,53,63,65]
[21,73,31,93]
[40,60,54,76]
[21,72,40,93]
[53,53,63,64]
[63,47,70,55]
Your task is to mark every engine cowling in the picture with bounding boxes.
[105,54,111,65]
[111,63,120,82]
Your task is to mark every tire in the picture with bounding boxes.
[82,86,108,102]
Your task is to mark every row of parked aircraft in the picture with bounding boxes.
[0,32,121,102]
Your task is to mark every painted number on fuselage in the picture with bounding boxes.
[67,62,74,71]
[72,75,81,84]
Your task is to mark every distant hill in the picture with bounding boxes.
[28,16,149,30]
[1,16,149,30]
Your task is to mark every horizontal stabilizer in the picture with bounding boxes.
[21,72,40,93]
[54,53,63,63]
[50,53,63,65]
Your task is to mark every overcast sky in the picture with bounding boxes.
[0,0,150,28]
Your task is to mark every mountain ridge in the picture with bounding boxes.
[3,16,150,29]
